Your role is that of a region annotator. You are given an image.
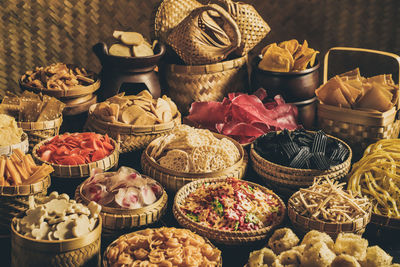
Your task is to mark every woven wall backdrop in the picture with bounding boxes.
[1,0,400,97]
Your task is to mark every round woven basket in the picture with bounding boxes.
[18,116,63,151]
[370,213,400,230]
[250,133,352,191]
[141,133,248,193]
[102,227,222,267]
[19,66,100,99]
[11,215,102,267]
[164,55,249,114]
[0,132,29,157]
[0,175,50,237]
[74,177,168,233]
[173,177,286,245]
[288,191,372,239]
[84,104,182,153]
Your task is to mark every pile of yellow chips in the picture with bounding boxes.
[258,39,319,72]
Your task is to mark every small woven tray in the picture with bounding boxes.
[173,177,286,245]
[102,227,222,267]
[0,175,50,237]
[18,116,63,151]
[0,132,29,157]
[250,132,352,190]
[11,215,101,267]
[75,177,168,232]
[141,133,248,193]
[19,65,100,99]
[85,104,182,153]
[31,136,119,178]
[288,191,372,239]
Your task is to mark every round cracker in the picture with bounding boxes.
[109,43,132,57]
[132,43,154,57]
[121,32,144,46]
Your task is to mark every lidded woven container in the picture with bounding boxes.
[141,133,248,193]
[164,55,248,114]
[84,104,181,153]
[11,215,102,267]
[0,175,50,236]
[173,177,286,245]
[75,177,168,235]
[318,47,400,160]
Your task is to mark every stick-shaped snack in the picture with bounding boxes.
[5,158,22,185]
[0,156,5,178]
[10,154,29,180]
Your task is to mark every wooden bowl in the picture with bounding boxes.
[251,56,320,102]
[75,176,168,233]
[173,177,286,245]
[19,64,100,99]
[141,133,248,193]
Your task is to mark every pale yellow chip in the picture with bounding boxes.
[293,40,309,60]
[109,43,132,57]
[259,43,294,72]
[278,39,299,55]
[132,43,154,57]
[159,149,189,172]
[120,32,144,46]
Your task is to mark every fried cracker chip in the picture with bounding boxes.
[109,43,132,57]
[278,39,299,55]
[259,43,294,72]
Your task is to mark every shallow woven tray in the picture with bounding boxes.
[18,116,63,150]
[0,132,29,157]
[75,177,168,232]
[173,177,286,245]
[288,191,372,239]
[85,104,181,153]
[32,135,119,178]
[141,133,248,193]
[250,132,352,190]
[102,227,222,267]
[0,175,50,237]
[11,215,101,267]
[19,65,100,99]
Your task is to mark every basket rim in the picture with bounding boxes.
[19,64,100,98]
[17,116,63,130]
[11,215,102,252]
[143,132,245,177]
[167,55,248,74]
[250,130,352,173]
[31,134,119,178]
[0,175,51,196]
[76,175,168,215]
[370,211,400,229]
[87,104,182,134]
[287,190,372,228]
[102,227,222,267]
[173,177,286,237]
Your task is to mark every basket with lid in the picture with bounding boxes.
[317,47,400,160]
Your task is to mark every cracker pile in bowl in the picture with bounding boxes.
[148,125,240,173]
[1,148,53,186]
[109,30,154,57]
[14,191,101,240]
[246,228,396,267]
[316,68,399,112]
[104,227,221,266]
[21,63,95,90]
[0,114,23,147]
[92,90,178,126]
[82,166,163,209]
[259,39,319,72]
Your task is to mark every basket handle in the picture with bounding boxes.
[323,47,400,85]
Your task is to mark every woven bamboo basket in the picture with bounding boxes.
[84,104,182,153]
[11,215,101,267]
[164,55,249,114]
[154,0,202,43]
[102,227,222,267]
[214,0,271,56]
[0,175,50,237]
[250,132,352,192]
[19,65,100,99]
[173,177,286,245]
[318,47,400,160]
[74,177,168,233]
[141,133,247,193]
[370,213,400,230]
[0,132,29,157]
[288,191,372,239]
[17,116,63,151]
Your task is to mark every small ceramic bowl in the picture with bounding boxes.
[251,55,320,102]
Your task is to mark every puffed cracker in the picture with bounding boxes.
[159,149,190,172]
